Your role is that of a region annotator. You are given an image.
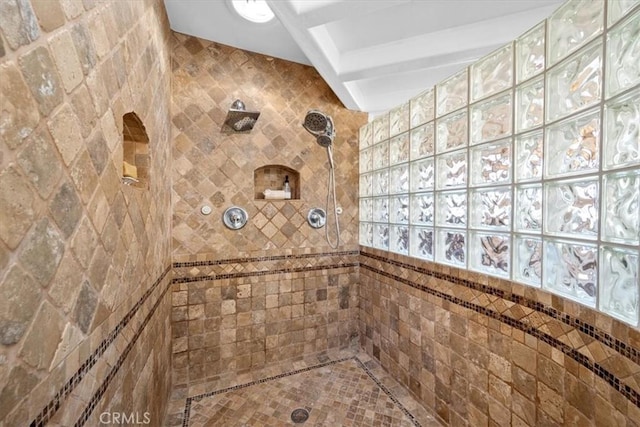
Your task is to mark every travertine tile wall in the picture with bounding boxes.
[172,252,359,386]
[170,34,367,382]
[0,0,173,425]
[171,33,367,261]
[359,249,640,426]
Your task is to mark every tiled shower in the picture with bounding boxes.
[0,0,639,426]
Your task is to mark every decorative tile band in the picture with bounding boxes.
[29,266,172,427]
[173,250,359,268]
[359,254,640,409]
[360,250,640,366]
[173,262,359,284]
[181,356,421,427]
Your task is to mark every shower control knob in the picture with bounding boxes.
[307,208,326,229]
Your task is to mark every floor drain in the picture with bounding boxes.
[291,408,310,423]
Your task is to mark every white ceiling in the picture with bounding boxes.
[164,0,563,115]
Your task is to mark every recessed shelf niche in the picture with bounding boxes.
[254,165,300,200]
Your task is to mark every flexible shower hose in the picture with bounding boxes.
[325,146,340,249]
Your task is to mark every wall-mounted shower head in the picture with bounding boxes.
[303,110,329,134]
[224,99,260,132]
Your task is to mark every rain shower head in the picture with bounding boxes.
[303,110,335,146]
[224,99,260,132]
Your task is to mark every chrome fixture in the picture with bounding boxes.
[224,99,260,132]
[307,208,326,229]
[302,110,340,248]
[222,206,249,229]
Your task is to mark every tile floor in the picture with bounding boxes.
[165,348,442,427]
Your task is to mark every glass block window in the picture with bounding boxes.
[359,4,640,327]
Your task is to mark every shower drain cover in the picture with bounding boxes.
[291,408,310,423]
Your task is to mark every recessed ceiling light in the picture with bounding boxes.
[231,0,274,23]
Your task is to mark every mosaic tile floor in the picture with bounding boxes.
[165,349,442,427]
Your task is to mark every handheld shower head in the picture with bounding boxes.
[316,134,333,148]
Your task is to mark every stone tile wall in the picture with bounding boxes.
[170,33,367,262]
[171,250,360,385]
[0,0,173,424]
[359,247,640,426]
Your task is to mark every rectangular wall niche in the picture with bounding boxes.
[358,2,640,326]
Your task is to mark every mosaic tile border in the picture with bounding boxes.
[173,250,359,268]
[181,356,421,427]
[361,251,640,366]
[173,262,359,284]
[359,252,640,409]
[29,266,172,427]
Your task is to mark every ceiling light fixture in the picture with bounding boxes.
[231,0,274,23]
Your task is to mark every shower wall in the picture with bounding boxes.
[0,0,173,425]
[170,33,367,384]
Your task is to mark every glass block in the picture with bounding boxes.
[389,164,409,194]
[470,187,511,231]
[514,130,544,182]
[359,173,372,197]
[410,157,435,192]
[373,169,388,196]
[608,0,639,27]
[515,77,544,132]
[543,239,597,307]
[513,235,542,287]
[359,147,372,173]
[410,122,435,160]
[390,195,409,224]
[606,10,640,98]
[390,225,409,255]
[548,0,604,66]
[514,184,542,233]
[410,192,434,226]
[516,21,545,83]
[602,170,640,245]
[599,246,639,326]
[373,113,390,144]
[390,102,410,137]
[471,43,513,102]
[359,198,373,222]
[359,122,373,149]
[546,41,602,122]
[372,140,389,170]
[359,222,373,247]
[410,88,435,127]
[373,223,389,250]
[470,92,512,145]
[390,132,409,165]
[544,178,599,239]
[436,110,467,153]
[436,190,467,228]
[469,231,510,277]
[470,139,511,187]
[436,149,467,189]
[436,68,468,117]
[545,108,600,178]
[373,196,389,223]
[603,88,640,170]
[436,228,466,267]
[410,226,434,260]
